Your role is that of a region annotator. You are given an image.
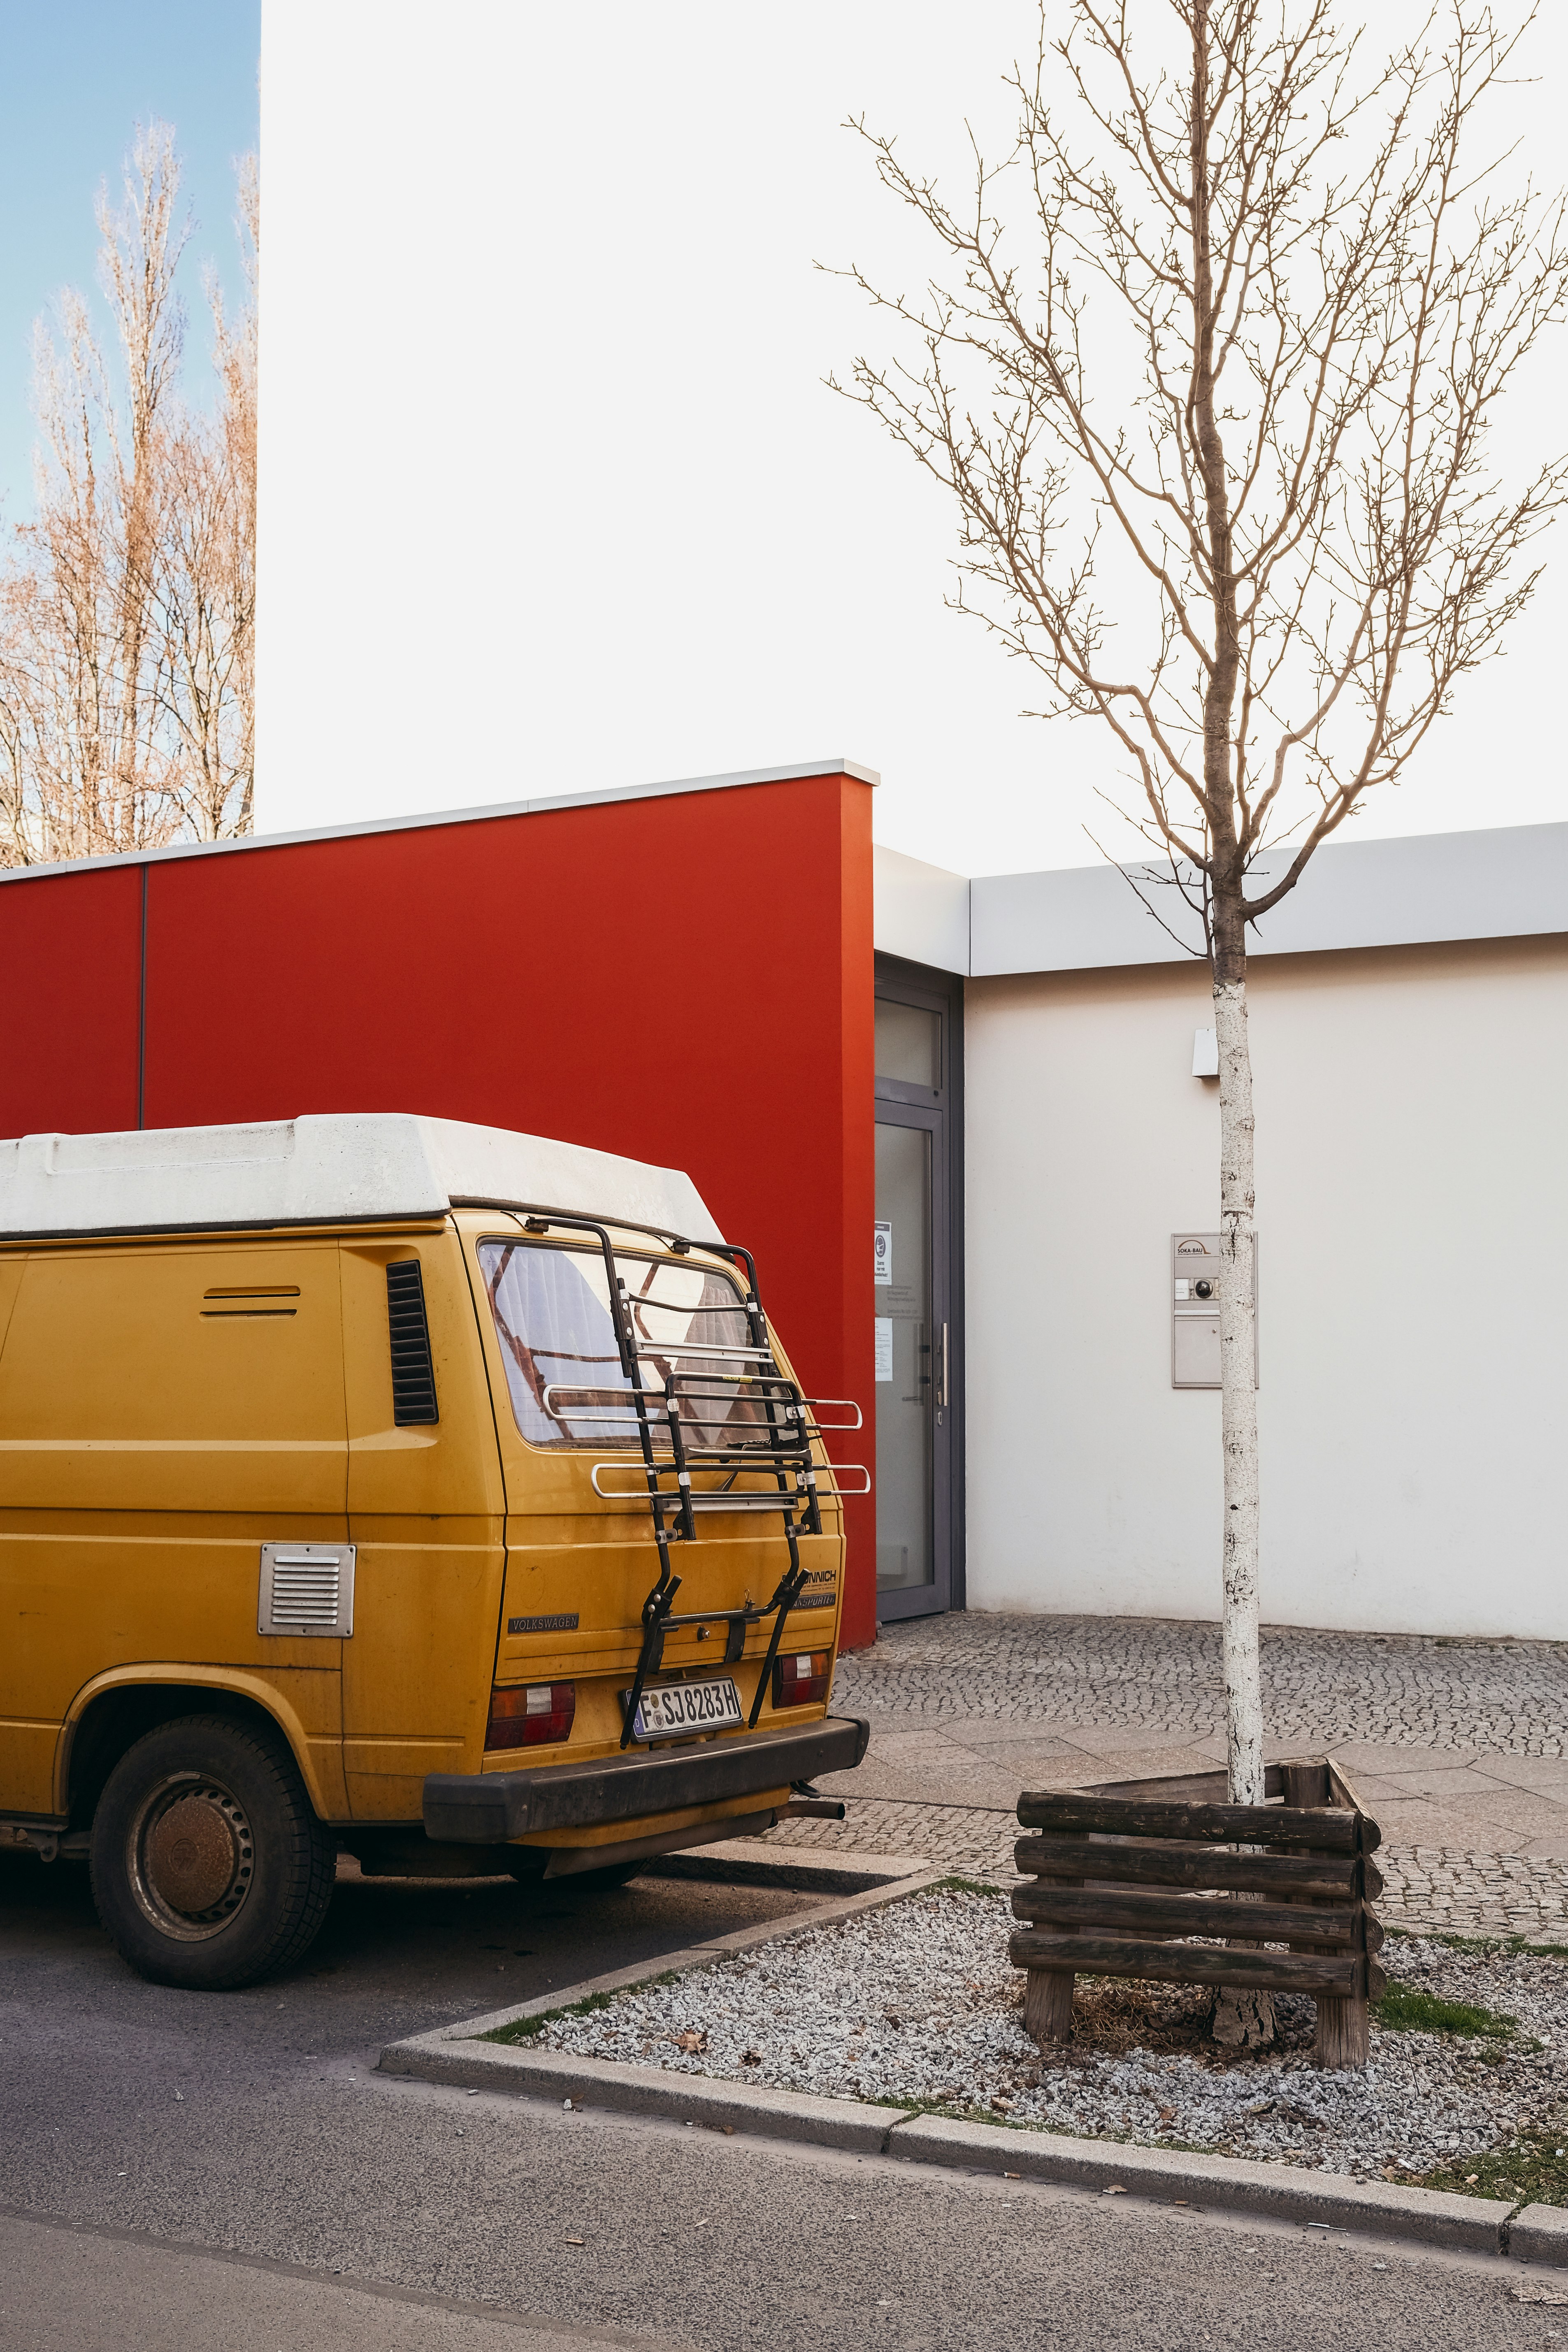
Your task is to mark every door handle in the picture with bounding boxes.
[938,1322,949,1410]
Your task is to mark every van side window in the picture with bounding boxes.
[476,1242,758,1449]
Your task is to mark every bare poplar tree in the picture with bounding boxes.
[157,153,258,840]
[0,123,256,865]
[833,0,1567,2041]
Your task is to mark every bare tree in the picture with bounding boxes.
[156,153,258,840]
[0,123,256,866]
[833,1,1567,2039]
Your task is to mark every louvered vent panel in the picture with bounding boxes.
[386,1258,439,1425]
[270,1559,339,1623]
[258,1545,355,1638]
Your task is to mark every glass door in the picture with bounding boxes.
[873,973,957,1622]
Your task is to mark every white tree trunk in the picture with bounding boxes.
[1213,975,1264,1804]
[1211,971,1273,2048]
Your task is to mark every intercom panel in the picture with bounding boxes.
[1171,1232,1258,1389]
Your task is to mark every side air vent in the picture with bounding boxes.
[258,1543,355,1638]
[386,1257,439,1425]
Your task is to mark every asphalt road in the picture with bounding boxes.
[0,1849,1552,2351]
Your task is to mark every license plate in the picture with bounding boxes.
[628,1676,745,1742]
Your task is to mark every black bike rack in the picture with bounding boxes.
[465,1203,866,1751]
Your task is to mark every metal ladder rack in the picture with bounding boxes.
[469,1202,867,1750]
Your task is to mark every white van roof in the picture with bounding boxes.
[0,1115,718,1242]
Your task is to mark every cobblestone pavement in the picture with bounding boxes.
[760,1611,1568,1936]
[832,1610,1568,1755]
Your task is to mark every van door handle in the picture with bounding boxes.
[938,1322,949,1410]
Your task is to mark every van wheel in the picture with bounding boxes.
[90,1715,336,1990]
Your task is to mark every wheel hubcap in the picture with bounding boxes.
[145,1793,240,1913]
[129,1776,255,1939]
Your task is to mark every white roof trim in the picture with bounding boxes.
[872,845,971,976]
[0,1115,717,1242]
[873,820,1568,976]
[0,758,880,887]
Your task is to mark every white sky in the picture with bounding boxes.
[260,1,1568,878]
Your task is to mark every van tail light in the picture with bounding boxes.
[772,1651,831,1709]
[486,1682,576,1751]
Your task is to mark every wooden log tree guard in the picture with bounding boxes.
[1009,1760,1384,2070]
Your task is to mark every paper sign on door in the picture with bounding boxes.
[874,1318,894,1382]
[874,1220,892,1285]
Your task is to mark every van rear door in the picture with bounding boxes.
[463,1217,845,1756]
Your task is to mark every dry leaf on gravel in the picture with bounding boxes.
[1510,2281,1568,2305]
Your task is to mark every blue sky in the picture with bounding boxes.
[0,0,260,521]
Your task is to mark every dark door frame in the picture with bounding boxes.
[873,952,965,1619]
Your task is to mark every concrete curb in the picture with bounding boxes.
[1511,2203,1568,2267]
[381,2036,908,2152]
[886,2115,1508,2253]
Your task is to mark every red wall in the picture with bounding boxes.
[0,772,878,1645]
[0,863,143,1134]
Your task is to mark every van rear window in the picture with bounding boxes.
[476,1241,762,1449]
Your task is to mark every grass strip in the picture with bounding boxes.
[481,1968,685,2045]
[1406,2131,1568,2208]
[1372,1981,1519,2039]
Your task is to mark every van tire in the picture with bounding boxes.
[90,1714,336,1990]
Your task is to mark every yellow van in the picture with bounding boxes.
[0,1116,867,1988]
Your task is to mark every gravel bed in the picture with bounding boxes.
[534,1887,1568,2182]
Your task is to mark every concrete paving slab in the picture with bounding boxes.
[1456,1794,1568,1838]
[1029,1745,1229,1787]
[1328,1740,1498,1775]
[814,1762,1010,1806]
[944,1724,1097,1755]
[1375,1765,1518,1798]
[1352,1801,1504,1848]
[1031,1722,1220,1760]
[841,1728,975,1764]
[883,2117,1510,2252]
[943,1745,1100,1784]
[1517,1837,1568,1865]
[1480,1758,1568,1799]
[1326,1776,1422,1808]
[1400,1793,1568,1841]
[862,1753,1038,1797]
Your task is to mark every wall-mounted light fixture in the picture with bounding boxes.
[1192,1027,1219,1078]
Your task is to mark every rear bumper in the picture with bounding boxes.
[423,1715,871,1845]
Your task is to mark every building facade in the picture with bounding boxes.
[880,818,1568,1642]
[4,764,1564,1643]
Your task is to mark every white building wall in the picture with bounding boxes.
[964,936,1568,1640]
